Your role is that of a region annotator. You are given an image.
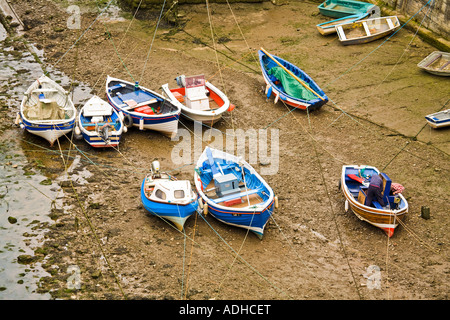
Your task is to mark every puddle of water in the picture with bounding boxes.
[0,20,92,299]
[0,23,6,41]
[0,134,59,300]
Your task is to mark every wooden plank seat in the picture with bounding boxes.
[211,188,262,204]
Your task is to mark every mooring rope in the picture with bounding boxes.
[288,101,364,300]
[139,0,167,84]
[55,132,127,299]
[49,0,115,71]
[92,0,145,90]
[323,0,435,90]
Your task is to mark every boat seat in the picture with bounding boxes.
[108,83,125,92]
[372,201,383,209]
[212,189,261,204]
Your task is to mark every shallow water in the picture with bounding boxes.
[0,27,92,299]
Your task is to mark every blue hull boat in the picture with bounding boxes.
[258,49,328,111]
[141,161,199,231]
[425,109,450,129]
[75,95,125,148]
[106,76,180,138]
[16,75,77,146]
[194,147,275,239]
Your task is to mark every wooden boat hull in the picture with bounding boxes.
[336,16,400,45]
[425,109,450,129]
[140,179,199,231]
[162,80,231,126]
[105,76,180,138]
[417,51,450,76]
[194,147,275,239]
[318,0,380,18]
[340,165,408,237]
[77,95,124,148]
[258,50,328,111]
[18,75,76,146]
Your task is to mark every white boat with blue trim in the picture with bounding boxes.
[425,109,450,129]
[16,75,76,146]
[106,75,180,138]
[75,95,125,148]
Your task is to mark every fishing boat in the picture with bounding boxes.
[258,48,328,111]
[75,95,125,148]
[336,16,400,45]
[340,165,408,237]
[16,75,76,146]
[417,51,450,76]
[161,74,234,125]
[141,161,199,231]
[318,0,380,19]
[425,109,450,129]
[316,13,368,36]
[105,75,180,138]
[194,147,276,239]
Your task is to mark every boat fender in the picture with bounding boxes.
[74,125,81,136]
[345,200,349,212]
[227,104,235,112]
[274,92,279,104]
[122,125,127,133]
[274,195,279,209]
[203,202,208,216]
[123,113,133,128]
[266,85,272,99]
[73,126,83,140]
[119,111,124,121]
[139,118,144,130]
[198,198,204,209]
[19,123,25,129]
[14,113,21,125]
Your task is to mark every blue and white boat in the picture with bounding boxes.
[194,147,276,239]
[258,49,328,111]
[75,95,125,148]
[425,109,450,129]
[141,161,199,231]
[106,75,180,138]
[16,75,76,146]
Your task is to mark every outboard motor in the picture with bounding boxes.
[100,125,111,143]
[175,75,186,87]
[151,160,161,178]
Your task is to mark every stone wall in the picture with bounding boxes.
[371,0,448,40]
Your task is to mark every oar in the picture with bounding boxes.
[260,47,325,101]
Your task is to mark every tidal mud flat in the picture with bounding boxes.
[0,0,448,300]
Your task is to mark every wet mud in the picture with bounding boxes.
[0,0,448,300]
